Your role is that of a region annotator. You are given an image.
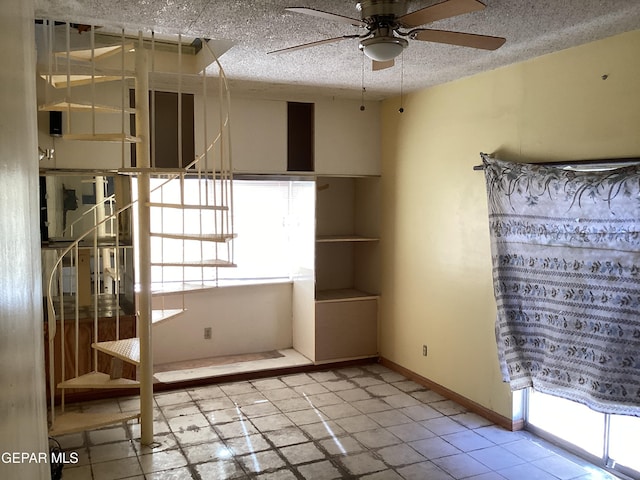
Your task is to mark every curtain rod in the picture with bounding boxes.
[473,157,640,171]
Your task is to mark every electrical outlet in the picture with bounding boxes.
[422,345,428,357]
[204,327,212,340]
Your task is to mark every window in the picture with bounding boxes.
[527,390,640,478]
[132,177,314,286]
[220,178,314,282]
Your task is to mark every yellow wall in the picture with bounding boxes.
[379,30,640,419]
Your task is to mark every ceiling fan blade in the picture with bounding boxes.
[286,7,367,27]
[267,35,360,55]
[372,59,394,71]
[398,0,486,27]
[412,29,505,50]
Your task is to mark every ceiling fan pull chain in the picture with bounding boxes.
[360,51,366,111]
[399,51,405,113]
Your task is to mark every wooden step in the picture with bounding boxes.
[49,411,140,437]
[92,338,140,366]
[150,232,236,242]
[43,74,126,89]
[146,202,229,211]
[55,43,134,62]
[39,100,133,114]
[151,283,217,295]
[152,308,185,324]
[63,133,141,143]
[57,371,139,389]
[151,259,236,268]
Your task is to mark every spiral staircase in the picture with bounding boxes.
[38,22,234,443]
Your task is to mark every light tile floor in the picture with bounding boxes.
[55,364,623,479]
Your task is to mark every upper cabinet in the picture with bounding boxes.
[226,96,380,176]
[314,100,380,176]
[39,78,380,175]
[229,97,287,174]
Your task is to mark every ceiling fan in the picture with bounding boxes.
[269,0,506,70]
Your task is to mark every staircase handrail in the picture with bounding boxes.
[46,37,233,422]
[63,193,116,238]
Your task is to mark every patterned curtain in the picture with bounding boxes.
[482,154,640,416]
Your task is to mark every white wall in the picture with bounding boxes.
[379,30,640,422]
[0,1,51,478]
[152,283,293,365]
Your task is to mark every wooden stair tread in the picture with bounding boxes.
[63,133,141,143]
[49,411,140,436]
[151,259,236,268]
[152,309,185,324]
[146,202,229,211]
[92,338,140,366]
[42,74,127,89]
[54,43,134,62]
[57,371,139,389]
[150,232,236,242]
[151,283,218,295]
[39,100,133,113]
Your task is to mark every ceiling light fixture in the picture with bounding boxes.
[359,35,408,62]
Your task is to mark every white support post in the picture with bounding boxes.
[135,35,154,446]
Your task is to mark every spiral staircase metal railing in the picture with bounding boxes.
[39,22,234,441]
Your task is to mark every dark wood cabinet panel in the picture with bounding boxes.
[287,102,314,172]
[44,315,137,402]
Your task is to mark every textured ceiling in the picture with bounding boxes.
[34,0,640,100]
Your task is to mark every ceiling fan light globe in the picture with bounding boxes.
[360,36,408,62]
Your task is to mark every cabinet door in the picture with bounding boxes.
[314,100,380,176]
[315,299,378,361]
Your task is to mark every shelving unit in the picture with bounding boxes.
[313,175,380,362]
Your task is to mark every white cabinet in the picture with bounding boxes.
[230,97,287,173]
[314,100,380,176]
[313,176,380,362]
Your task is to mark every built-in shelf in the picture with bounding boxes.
[313,175,380,362]
[316,235,379,243]
[315,288,379,303]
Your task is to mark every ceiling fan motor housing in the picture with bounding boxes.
[359,35,408,61]
[356,0,408,22]
[357,0,409,61]
[272,0,506,66]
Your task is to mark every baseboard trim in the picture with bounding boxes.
[379,357,522,431]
